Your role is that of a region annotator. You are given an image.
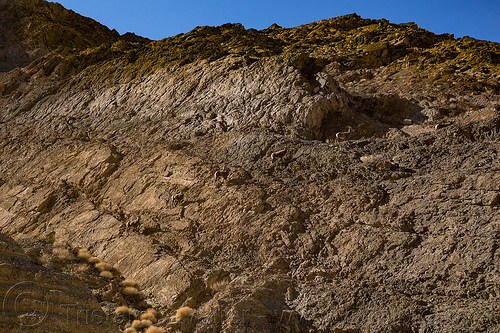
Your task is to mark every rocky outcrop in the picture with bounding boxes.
[2,54,349,140]
[0,1,499,332]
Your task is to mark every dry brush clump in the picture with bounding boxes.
[95,261,114,272]
[40,242,164,331]
[122,278,139,288]
[76,248,92,260]
[144,326,165,333]
[122,286,139,295]
[139,311,157,322]
[89,256,101,264]
[68,244,165,330]
[144,308,158,317]
[123,328,137,333]
[100,270,114,279]
[116,303,164,333]
[115,306,137,319]
[175,307,194,321]
[131,319,153,330]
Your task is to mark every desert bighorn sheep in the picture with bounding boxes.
[213,166,229,185]
[335,126,353,143]
[171,192,183,207]
[271,148,287,163]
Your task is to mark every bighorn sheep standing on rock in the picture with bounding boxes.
[171,192,183,207]
[213,166,229,185]
[271,148,287,163]
[335,126,352,144]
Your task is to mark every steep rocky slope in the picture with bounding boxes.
[0,0,121,72]
[0,1,499,332]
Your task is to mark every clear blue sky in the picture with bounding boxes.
[53,0,499,43]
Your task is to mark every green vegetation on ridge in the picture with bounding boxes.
[3,0,500,92]
[99,13,500,82]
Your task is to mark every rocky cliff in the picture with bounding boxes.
[0,1,499,332]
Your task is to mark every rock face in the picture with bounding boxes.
[0,233,120,333]
[0,1,499,332]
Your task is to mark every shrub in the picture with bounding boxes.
[100,270,114,279]
[121,278,138,288]
[139,311,156,322]
[144,308,158,318]
[76,248,92,260]
[130,320,141,329]
[144,308,158,317]
[145,326,165,333]
[123,328,137,333]
[88,256,101,264]
[122,286,139,296]
[175,307,194,321]
[114,306,136,318]
[95,262,113,272]
[131,319,152,330]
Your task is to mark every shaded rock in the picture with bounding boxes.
[0,233,120,332]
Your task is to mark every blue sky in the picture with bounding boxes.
[54,0,499,43]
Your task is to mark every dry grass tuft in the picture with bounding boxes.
[121,278,138,288]
[144,308,158,317]
[122,286,139,296]
[130,320,141,329]
[114,306,136,318]
[131,319,153,330]
[95,262,113,272]
[175,306,194,321]
[139,311,157,322]
[77,248,92,260]
[88,256,101,264]
[123,328,137,333]
[100,270,114,279]
[145,326,165,333]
